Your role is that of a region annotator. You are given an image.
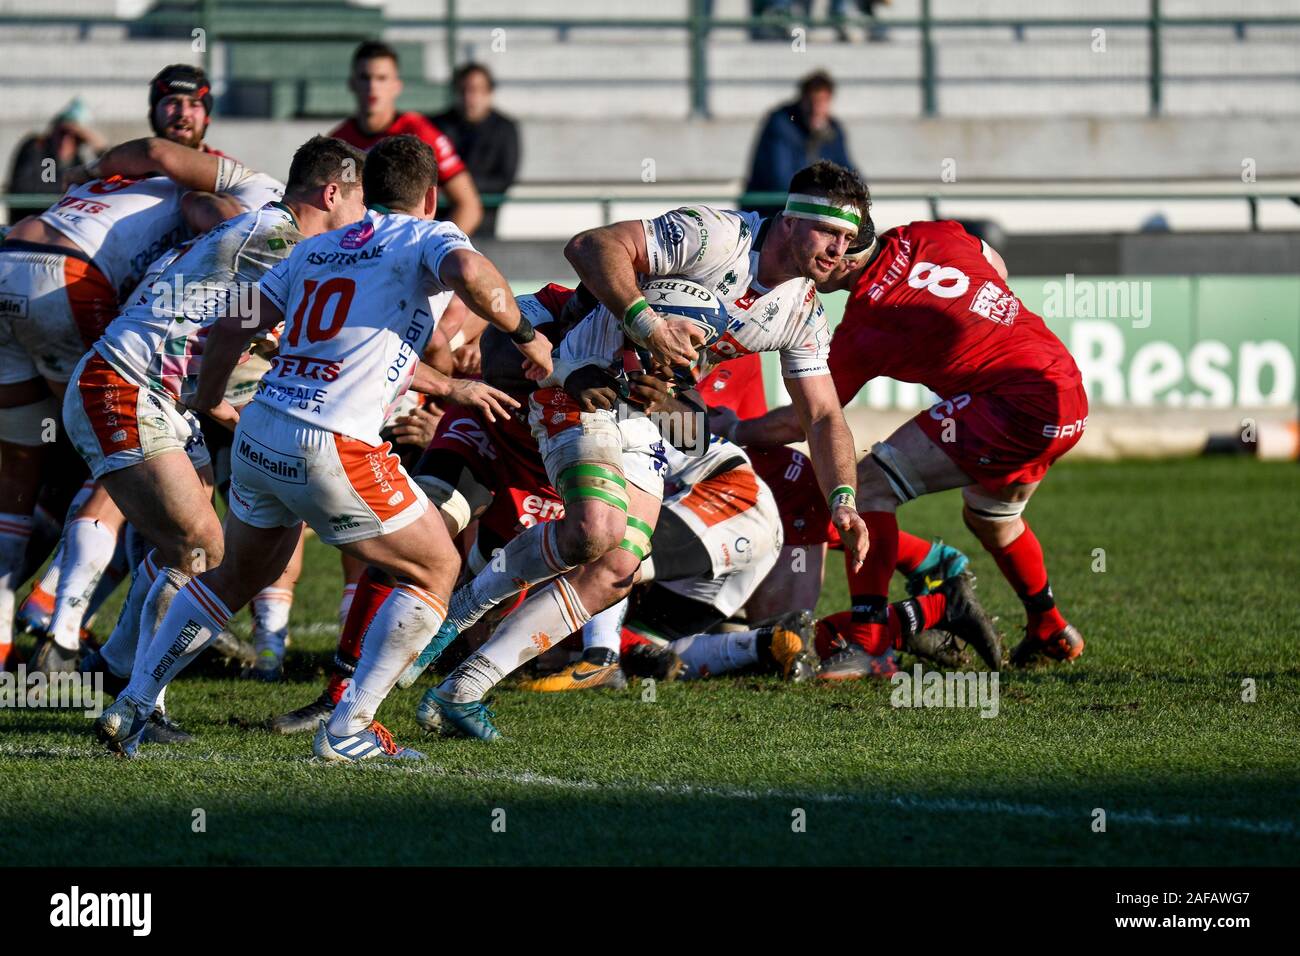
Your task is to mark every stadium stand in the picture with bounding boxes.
[1,0,1297,235]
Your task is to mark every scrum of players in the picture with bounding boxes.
[0,63,1088,760]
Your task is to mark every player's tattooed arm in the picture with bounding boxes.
[784,373,869,571]
[437,249,553,379]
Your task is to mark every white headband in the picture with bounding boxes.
[784,192,863,229]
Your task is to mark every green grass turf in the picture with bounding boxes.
[2,457,1298,866]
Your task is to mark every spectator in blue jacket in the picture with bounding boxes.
[744,71,856,219]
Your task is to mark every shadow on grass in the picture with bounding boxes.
[4,770,1297,867]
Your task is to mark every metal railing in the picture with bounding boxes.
[6,182,1298,231]
[396,0,1300,118]
[1,2,1298,118]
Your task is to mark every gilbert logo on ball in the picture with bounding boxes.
[641,278,729,347]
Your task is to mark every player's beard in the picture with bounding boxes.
[162,121,205,149]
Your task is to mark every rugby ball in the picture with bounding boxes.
[641,278,729,347]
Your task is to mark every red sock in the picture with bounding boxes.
[815,612,851,658]
[881,593,947,650]
[337,570,393,664]
[895,531,933,573]
[845,511,899,652]
[820,595,944,657]
[988,522,1067,640]
[619,627,653,655]
[325,672,349,705]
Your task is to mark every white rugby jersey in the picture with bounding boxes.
[662,434,752,491]
[255,208,474,444]
[552,205,831,386]
[38,159,284,301]
[94,203,302,403]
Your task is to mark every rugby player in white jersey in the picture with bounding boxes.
[0,64,272,672]
[54,139,347,740]
[95,135,551,759]
[418,161,871,740]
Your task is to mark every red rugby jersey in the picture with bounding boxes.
[329,112,466,184]
[830,220,1080,402]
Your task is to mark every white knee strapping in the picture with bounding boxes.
[962,486,1028,522]
[415,474,472,536]
[0,396,58,447]
[869,440,929,503]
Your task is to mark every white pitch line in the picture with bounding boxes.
[3,743,1295,837]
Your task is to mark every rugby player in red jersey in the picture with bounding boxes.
[716,213,1087,673]
[329,40,483,235]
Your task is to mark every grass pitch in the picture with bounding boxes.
[2,458,1297,866]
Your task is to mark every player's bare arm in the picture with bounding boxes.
[424,326,455,376]
[436,248,553,379]
[440,170,483,236]
[982,241,1009,281]
[784,373,869,571]
[712,401,805,447]
[408,360,518,424]
[564,220,706,367]
[190,292,285,422]
[68,136,222,191]
[180,191,246,234]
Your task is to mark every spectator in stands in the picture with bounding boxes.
[7,99,107,219]
[744,71,856,220]
[330,40,482,235]
[432,63,520,238]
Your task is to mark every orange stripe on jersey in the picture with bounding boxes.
[62,256,117,348]
[333,434,418,523]
[679,466,761,527]
[77,353,142,459]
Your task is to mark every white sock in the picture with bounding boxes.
[98,556,156,678]
[85,534,129,624]
[251,586,293,658]
[138,559,189,661]
[31,481,97,607]
[447,521,572,632]
[329,584,448,736]
[671,629,762,680]
[48,518,119,651]
[31,543,63,604]
[583,596,628,654]
[338,583,357,630]
[122,577,231,717]
[440,576,592,702]
[0,513,34,648]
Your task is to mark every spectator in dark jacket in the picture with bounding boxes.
[7,99,106,219]
[744,71,855,220]
[432,63,520,237]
